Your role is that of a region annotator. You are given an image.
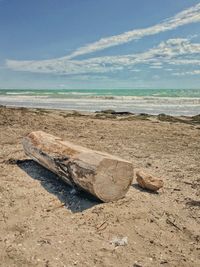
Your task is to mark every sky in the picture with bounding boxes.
[0,0,200,89]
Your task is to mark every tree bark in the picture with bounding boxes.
[22,131,133,202]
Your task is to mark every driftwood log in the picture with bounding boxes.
[22,131,133,202]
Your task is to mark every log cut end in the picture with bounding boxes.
[94,158,133,202]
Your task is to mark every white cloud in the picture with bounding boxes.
[5,3,200,77]
[150,66,163,69]
[151,62,163,66]
[6,58,116,74]
[6,38,200,75]
[67,3,200,59]
[189,70,200,75]
[168,59,200,65]
[129,69,141,72]
[173,70,200,76]
[152,75,160,80]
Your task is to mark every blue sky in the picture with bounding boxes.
[0,0,200,89]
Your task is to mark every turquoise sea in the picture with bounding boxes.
[0,88,200,115]
[1,88,200,98]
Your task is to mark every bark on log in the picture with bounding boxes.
[22,131,133,202]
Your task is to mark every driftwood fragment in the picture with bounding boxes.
[22,131,133,202]
[136,170,164,192]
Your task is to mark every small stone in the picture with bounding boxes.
[146,162,152,167]
[110,236,128,247]
[133,263,143,267]
[136,170,164,192]
[160,260,168,264]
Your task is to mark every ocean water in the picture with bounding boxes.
[0,88,200,116]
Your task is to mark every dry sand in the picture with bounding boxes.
[0,106,200,267]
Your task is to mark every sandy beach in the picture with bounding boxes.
[0,106,200,267]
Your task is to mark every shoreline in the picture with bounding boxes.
[0,93,200,116]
